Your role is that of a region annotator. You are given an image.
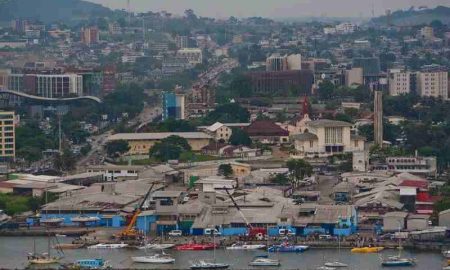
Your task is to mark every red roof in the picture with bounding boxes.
[399,180,428,189]
[245,120,289,137]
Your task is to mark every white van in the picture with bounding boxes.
[278,228,295,236]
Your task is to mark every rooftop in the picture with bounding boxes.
[291,132,318,141]
[307,119,353,128]
[107,132,212,141]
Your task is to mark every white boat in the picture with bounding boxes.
[132,253,175,264]
[226,243,266,250]
[249,256,280,266]
[190,260,230,270]
[88,243,128,249]
[317,267,336,270]
[442,267,450,270]
[443,250,450,258]
[71,216,101,223]
[138,243,175,250]
[40,217,65,224]
[324,262,348,268]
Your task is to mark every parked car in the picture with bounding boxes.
[204,228,221,236]
[319,234,334,240]
[278,228,295,236]
[168,230,182,237]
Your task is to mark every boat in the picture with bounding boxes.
[53,243,85,249]
[443,250,450,258]
[249,255,280,266]
[137,243,175,250]
[87,243,128,249]
[351,246,384,253]
[69,258,111,269]
[40,217,65,225]
[443,267,450,270]
[190,260,230,270]
[175,243,217,251]
[317,267,336,270]
[28,237,62,265]
[132,252,175,264]
[381,256,415,267]
[268,244,309,253]
[71,216,101,223]
[324,262,348,268]
[226,243,266,250]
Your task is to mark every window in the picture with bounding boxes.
[310,141,313,147]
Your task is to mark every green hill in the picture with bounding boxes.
[0,0,113,23]
[371,6,450,26]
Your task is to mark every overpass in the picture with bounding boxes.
[0,89,102,103]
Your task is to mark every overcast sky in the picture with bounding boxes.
[87,0,449,18]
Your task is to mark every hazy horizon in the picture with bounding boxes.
[87,0,449,18]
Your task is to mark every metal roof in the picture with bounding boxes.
[307,119,353,128]
[108,132,211,141]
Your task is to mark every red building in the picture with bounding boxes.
[81,27,99,45]
[245,120,289,145]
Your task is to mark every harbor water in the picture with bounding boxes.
[0,237,447,269]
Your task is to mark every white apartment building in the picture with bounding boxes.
[388,69,411,96]
[177,48,203,65]
[417,70,448,100]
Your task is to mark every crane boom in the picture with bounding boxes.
[224,188,253,229]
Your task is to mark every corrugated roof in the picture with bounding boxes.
[108,132,211,141]
[291,132,318,141]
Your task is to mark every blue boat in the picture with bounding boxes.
[268,244,309,253]
[381,256,415,267]
[74,259,110,269]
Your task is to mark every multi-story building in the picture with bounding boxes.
[162,92,185,121]
[417,67,448,100]
[176,35,189,49]
[162,57,192,76]
[291,119,365,158]
[266,54,301,71]
[344,67,363,87]
[80,27,99,45]
[388,69,411,96]
[176,48,203,65]
[102,65,117,95]
[246,70,314,95]
[335,22,356,34]
[370,156,437,176]
[0,111,15,161]
[419,26,434,40]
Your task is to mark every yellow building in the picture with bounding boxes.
[0,111,15,160]
[107,132,212,155]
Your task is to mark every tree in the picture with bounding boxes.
[286,159,313,185]
[317,80,335,100]
[205,103,250,124]
[270,173,290,185]
[229,128,252,146]
[149,135,191,162]
[105,140,130,157]
[218,164,233,178]
[54,150,76,172]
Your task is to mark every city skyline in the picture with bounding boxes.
[88,0,449,18]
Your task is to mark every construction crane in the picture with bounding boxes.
[223,188,266,240]
[115,182,156,240]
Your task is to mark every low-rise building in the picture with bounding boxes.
[245,120,289,145]
[177,48,203,65]
[107,132,212,155]
[383,211,408,232]
[291,119,365,158]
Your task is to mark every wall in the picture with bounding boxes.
[136,215,157,233]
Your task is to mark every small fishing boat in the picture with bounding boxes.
[226,243,266,250]
[41,217,65,225]
[381,256,415,267]
[71,216,101,223]
[324,262,348,268]
[190,260,230,270]
[175,243,217,251]
[87,243,128,249]
[132,252,175,264]
[137,243,175,250]
[317,267,336,270]
[249,255,280,266]
[268,244,309,253]
[351,246,384,253]
[28,253,60,265]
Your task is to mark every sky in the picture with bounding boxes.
[87,0,449,18]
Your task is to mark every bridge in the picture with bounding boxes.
[0,89,102,103]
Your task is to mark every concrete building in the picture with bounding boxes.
[438,209,450,228]
[345,67,363,86]
[352,151,368,172]
[0,111,15,160]
[177,48,203,65]
[266,54,301,71]
[246,70,314,95]
[80,27,99,45]
[203,122,232,142]
[388,69,411,96]
[245,120,289,145]
[291,119,365,158]
[176,35,189,49]
[383,211,408,232]
[419,26,434,40]
[417,68,448,100]
[107,132,212,155]
[374,90,383,146]
[86,165,143,181]
[352,57,381,83]
[162,92,185,121]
